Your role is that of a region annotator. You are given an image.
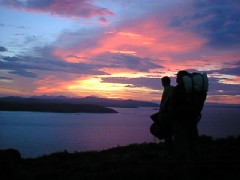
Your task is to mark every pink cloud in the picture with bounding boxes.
[2,0,114,20]
[31,0,239,78]
[52,11,206,73]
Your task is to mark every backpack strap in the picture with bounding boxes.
[201,74,205,92]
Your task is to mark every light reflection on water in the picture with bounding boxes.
[0,107,239,158]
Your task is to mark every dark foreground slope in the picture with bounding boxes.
[1,136,240,180]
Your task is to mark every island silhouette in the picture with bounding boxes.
[0,96,159,113]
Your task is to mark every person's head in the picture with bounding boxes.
[176,70,188,84]
[161,76,171,87]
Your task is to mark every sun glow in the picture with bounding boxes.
[68,77,128,92]
[66,77,160,100]
[108,50,137,55]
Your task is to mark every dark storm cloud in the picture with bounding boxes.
[207,76,240,96]
[0,76,12,80]
[9,69,39,78]
[0,46,8,52]
[98,53,163,72]
[217,65,240,76]
[1,56,40,78]
[1,56,108,75]
[33,46,108,75]
[0,50,108,78]
[1,56,39,78]
[236,61,240,65]
[170,0,240,49]
[102,77,162,90]
[2,56,20,61]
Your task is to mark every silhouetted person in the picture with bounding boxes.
[170,70,205,162]
[150,76,174,155]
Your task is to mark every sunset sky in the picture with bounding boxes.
[0,0,239,104]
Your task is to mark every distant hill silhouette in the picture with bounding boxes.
[0,96,159,113]
[0,96,117,113]
[1,96,159,107]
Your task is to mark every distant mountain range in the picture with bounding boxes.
[8,96,159,107]
[0,96,159,113]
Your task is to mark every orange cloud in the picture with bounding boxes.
[34,76,70,95]
[218,75,240,85]
[207,95,240,104]
[0,87,29,96]
[99,67,138,75]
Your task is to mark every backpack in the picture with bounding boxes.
[182,72,208,115]
[182,72,208,93]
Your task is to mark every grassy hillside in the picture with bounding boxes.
[1,135,240,180]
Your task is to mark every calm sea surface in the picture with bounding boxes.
[0,107,239,158]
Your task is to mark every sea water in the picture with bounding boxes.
[0,107,239,158]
